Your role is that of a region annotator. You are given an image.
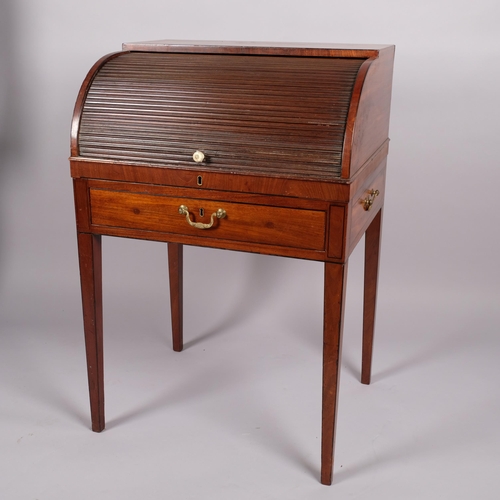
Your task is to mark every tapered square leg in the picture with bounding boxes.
[168,243,183,352]
[77,233,104,432]
[321,262,348,485]
[361,208,382,385]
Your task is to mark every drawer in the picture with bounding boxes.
[89,189,326,251]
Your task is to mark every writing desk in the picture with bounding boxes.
[70,40,394,484]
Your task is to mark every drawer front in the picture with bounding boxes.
[89,189,326,251]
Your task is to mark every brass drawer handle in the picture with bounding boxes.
[363,189,379,211]
[178,205,226,229]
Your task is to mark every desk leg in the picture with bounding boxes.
[77,233,105,432]
[361,208,382,385]
[321,262,348,485]
[168,243,183,352]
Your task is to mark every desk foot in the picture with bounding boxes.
[77,233,105,432]
[321,262,348,485]
[168,243,183,352]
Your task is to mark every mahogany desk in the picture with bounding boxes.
[70,40,394,485]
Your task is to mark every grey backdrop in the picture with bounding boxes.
[1,1,499,499]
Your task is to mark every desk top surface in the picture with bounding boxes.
[122,40,393,58]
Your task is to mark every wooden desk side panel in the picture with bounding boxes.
[346,160,387,256]
[348,46,395,178]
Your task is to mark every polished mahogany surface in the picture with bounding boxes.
[78,53,364,179]
[71,40,395,485]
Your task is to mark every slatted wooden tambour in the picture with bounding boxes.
[70,40,395,485]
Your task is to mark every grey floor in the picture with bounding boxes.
[1,241,498,499]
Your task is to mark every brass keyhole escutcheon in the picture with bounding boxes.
[363,189,380,211]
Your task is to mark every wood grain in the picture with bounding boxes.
[341,58,374,178]
[349,46,395,177]
[89,188,327,251]
[347,161,386,255]
[70,158,352,202]
[73,178,90,232]
[122,39,391,58]
[85,178,329,210]
[321,262,348,485]
[77,233,104,432]
[168,243,183,352]
[327,205,346,260]
[71,51,124,157]
[77,53,364,180]
[70,41,395,485]
[362,208,382,385]
[70,139,388,203]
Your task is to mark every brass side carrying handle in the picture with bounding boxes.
[178,205,226,229]
[363,189,380,211]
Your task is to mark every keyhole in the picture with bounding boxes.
[197,175,203,186]
[199,208,204,217]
